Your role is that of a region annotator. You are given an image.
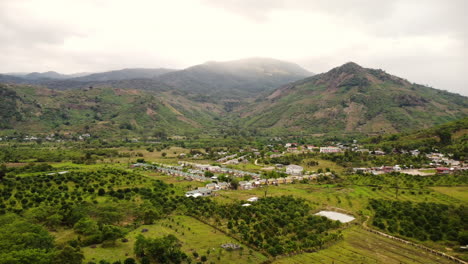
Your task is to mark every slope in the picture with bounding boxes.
[241,62,468,135]
[0,83,222,137]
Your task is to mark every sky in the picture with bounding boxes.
[1,0,467,95]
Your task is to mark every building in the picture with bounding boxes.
[185,187,212,197]
[319,147,341,153]
[286,164,304,175]
[436,167,451,174]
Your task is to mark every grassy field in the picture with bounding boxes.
[431,186,468,203]
[83,215,267,264]
[273,227,456,264]
[214,184,464,215]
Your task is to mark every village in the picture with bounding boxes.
[132,140,466,199]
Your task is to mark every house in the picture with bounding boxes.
[239,181,253,190]
[205,183,219,190]
[374,150,386,155]
[436,167,451,174]
[218,182,230,190]
[307,145,318,150]
[287,147,299,153]
[319,147,341,153]
[277,177,286,184]
[208,165,221,172]
[381,166,394,173]
[286,164,304,175]
[266,178,277,185]
[185,187,212,197]
[242,203,251,207]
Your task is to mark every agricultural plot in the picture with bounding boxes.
[431,186,468,203]
[215,184,462,213]
[273,227,456,264]
[83,215,267,264]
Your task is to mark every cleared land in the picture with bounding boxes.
[431,186,468,203]
[83,215,267,264]
[273,227,456,264]
[214,184,463,214]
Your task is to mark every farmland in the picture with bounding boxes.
[273,227,457,264]
[83,215,267,264]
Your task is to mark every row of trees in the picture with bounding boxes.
[369,199,467,244]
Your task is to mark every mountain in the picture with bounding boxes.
[23,71,70,80]
[72,68,175,82]
[0,83,222,137]
[0,58,311,100]
[0,74,30,84]
[155,57,312,99]
[240,62,468,135]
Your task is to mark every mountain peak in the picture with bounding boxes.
[332,62,364,74]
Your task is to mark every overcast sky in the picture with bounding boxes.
[1,0,467,95]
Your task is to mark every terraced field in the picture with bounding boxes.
[274,227,456,264]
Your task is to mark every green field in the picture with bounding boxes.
[83,215,267,263]
[431,186,468,203]
[214,183,463,214]
[274,227,456,264]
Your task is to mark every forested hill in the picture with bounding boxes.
[239,62,468,135]
[0,84,222,137]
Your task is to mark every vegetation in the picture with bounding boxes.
[185,196,343,256]
[369,199,467,244]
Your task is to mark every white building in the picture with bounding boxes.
[286,164,304,175]
[319,147,342,153]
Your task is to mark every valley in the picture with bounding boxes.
[0,59,467,264]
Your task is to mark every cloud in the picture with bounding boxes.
[0,0,466,95]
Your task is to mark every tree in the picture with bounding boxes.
[134,234,187,263]
[0,214,55,263]
[0,164,6,181]
[73,218,99,236]
[123,258,136,264]
[52,246,84,264]
[101,225,125,245]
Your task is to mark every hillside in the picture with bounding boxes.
[240,62,468,135]
[155,57,312,99]
[0,83,222,137]
[365,117,468,159]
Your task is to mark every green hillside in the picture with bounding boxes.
[0,84,221,137]
[240,62,467,135]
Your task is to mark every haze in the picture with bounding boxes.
[1,0,466,95]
